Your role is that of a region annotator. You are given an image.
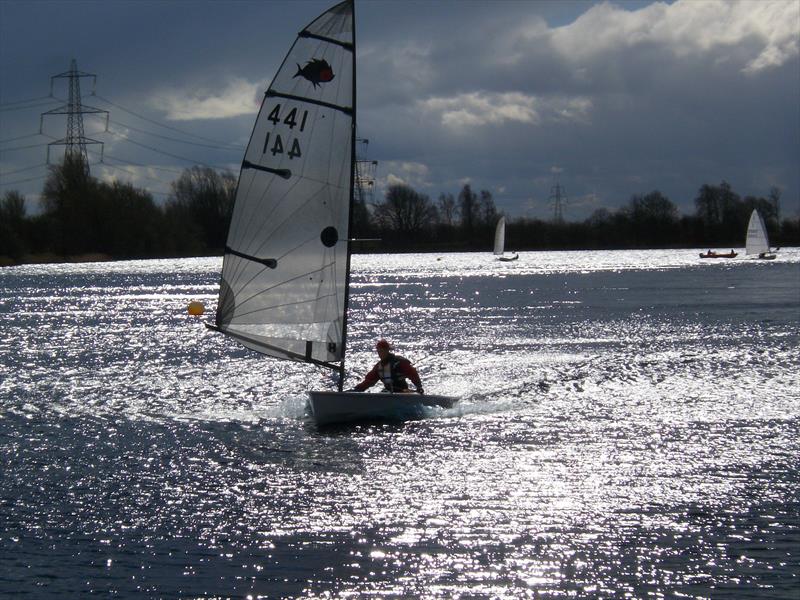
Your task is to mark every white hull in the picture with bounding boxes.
[308,391,458,425]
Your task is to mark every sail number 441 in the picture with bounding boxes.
[263,105,308,159]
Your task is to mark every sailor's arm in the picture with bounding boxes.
[353,363,380,391]
[398,360,423,394]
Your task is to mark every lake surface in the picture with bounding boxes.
[1,249,798,598]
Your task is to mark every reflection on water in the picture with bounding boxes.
[1,250,799,598]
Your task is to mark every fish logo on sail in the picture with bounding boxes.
[294,58,335,88]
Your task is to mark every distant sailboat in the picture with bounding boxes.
[494,217,518,262]
[745,209,777,260]
[207,0,457,425]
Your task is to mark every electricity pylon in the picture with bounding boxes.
[40,59,109,174]
[355,137,377,206]
[549,181,566,223]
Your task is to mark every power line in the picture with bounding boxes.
[85,149,173,195]
[103,127,233,170]
[0,100,60,112]
[0,132,46,145]
[0,95,54,107]
[0,173,49,187]
[92,162,172,196]
[101,152,185,175]
[3,74,240,183]
[108,120,243,151]
[0,163,49,177]
[93,93,242,149]
[0,141,53,152]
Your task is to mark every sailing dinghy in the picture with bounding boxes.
[208,0,457,425]
[494,216,518,262]
[745,209,777,260]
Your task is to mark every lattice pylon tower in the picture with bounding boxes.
[355,137,377,206]
[549,181,566,223]
[40,59,108,175]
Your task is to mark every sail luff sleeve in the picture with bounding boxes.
[339,0,357,391]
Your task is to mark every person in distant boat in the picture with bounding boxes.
[352,339,424,394]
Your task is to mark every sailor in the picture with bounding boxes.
[352,339,424,394]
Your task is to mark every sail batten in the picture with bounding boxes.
[241,160,291,179]
[265,90,353,115]
[214,0,355,367]
[299,30,354,51]
[224,246,277,269]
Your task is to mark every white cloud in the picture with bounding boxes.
[549,0,799,75]
[385,173,406,186]
[398,162,429,178]
[420,92,538,129]
[381,161,431,191]
[419,92,592,131]
[150,77,261,121]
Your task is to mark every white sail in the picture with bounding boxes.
[745,209,770,256]
[494,217,506,256]
[214,0,355,369]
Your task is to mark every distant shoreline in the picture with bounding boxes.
[3,246,795,268]
[0,253,113,268]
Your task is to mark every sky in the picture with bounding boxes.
[1,0,799,222]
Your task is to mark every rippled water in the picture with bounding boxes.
[1,250,799,598]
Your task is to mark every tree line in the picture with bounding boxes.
[353,181,798,252]
[1,156,797,265]
[0,155,235,264]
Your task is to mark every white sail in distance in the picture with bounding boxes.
[745,209,770,255]
[214,0,355,369]
[494,217,506,256]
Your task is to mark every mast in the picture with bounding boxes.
[339,0,357,392]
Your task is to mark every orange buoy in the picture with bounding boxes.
[187,301,205,316]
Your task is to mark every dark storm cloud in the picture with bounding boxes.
[1,0,798,221]
[358,1,799,218]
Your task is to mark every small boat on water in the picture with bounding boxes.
[206,0,458,425]
[699,250,737,259]
[745,209,777,260]
[494,217,518,262]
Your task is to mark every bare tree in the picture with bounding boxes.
[373,183,436,235]
[168,166,236,250]
[437,192,458,226]
[479,189,497,228]
[0,190,26,223]
[458,184,478,234]
[627,190,678,223]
